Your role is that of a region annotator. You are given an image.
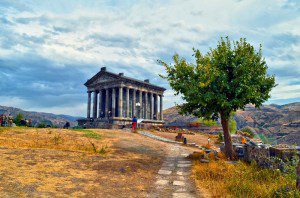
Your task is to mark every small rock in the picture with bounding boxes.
[178,164,191,168]
[173,192,194,198]
[173,180,185,186]
[226,161,238,165]
[178,161,191,164]
[177,171,189,176]
[156,179,169,185]
[200,159,210,163]
[158,170,172,175]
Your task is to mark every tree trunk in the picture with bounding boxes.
[221,112,235,160]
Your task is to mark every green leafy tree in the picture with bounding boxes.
[14,113,24,126]
[159,37,276,159]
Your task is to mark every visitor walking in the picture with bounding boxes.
[132,116,137,131]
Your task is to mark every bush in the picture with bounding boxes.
[37,123,46,128]
[14,113,24,126]
[88,140,108,155]
[72,126,84,130]
[218,132,223,141]
[241,127,255,138]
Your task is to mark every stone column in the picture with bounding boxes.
[112,88,116,117]
[126,87,129,117]
[160,95,163,120]
[154,94,158,120]
[132,89,136,117]
[139,90,143,118]
[118,87,123,117]
[144,92,148,119]
[93,91,98,119]
[87,91,91,118]
[98,90,102,118]
[150,92,153,120]
[105,89,109,118]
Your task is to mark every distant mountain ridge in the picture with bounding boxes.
[163,102,300,145]
[0,106,82,127]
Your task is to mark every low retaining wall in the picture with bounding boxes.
[221,143,299,171]
[244,144,270,166]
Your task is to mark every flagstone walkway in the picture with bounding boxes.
[139,132,200,198]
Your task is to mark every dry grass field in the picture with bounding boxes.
[192,159,299,198]
[0,127,168,197]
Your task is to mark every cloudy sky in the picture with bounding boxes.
[0,0,299,116]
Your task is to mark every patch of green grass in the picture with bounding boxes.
[72,129,102,140]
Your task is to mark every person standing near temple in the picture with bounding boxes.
[132,116,137,131]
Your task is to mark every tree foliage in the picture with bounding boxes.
[160,37,276,159]
[14,113,24,126]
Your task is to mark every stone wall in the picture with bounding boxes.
[244,144,270,167]
[222,143,299,171]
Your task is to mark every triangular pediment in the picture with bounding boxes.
[85,72,119,87]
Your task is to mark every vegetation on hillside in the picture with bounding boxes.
[197,118,219,126]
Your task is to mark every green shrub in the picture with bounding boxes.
[88,140,108,155]
[72,126,84,130]
[218,132,224,141]
[98,145,108,155]
[14,113,24,126]
[37,123,46,128]
[241,127,255,138]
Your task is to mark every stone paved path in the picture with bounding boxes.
[139,132,199,198]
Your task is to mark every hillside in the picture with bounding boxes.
[0,106,81,127]
[163,102,300,145]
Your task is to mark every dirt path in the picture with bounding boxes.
[139,132,200,198]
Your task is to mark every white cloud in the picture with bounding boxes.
[0,0,299,116]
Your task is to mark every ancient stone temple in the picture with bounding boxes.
[78,67,166,128]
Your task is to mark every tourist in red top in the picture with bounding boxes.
[132,116,137,131]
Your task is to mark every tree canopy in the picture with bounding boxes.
[160,37,275,120]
